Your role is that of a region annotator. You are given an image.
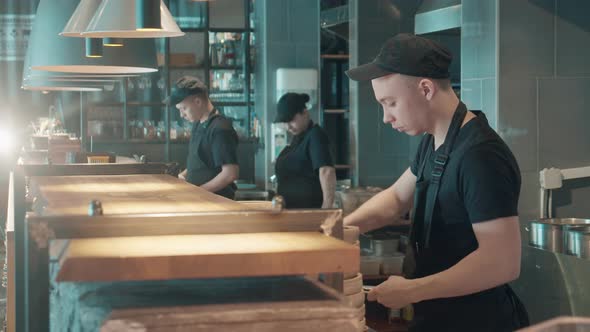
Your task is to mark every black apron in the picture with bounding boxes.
[404,102,529,331]
[275,124,324,209]
[186,111,235,199]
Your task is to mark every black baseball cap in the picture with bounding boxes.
[274,93,310,123]
[346,33,452,81]
[165,76,208,105]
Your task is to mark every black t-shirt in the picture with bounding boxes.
[186,114,239,199]
[409,111,521,272]
[191,114,239,169]
[275,122,334,208]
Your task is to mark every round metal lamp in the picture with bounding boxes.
[31,0,158,74]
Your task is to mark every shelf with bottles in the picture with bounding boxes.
[165,31,207,70]
[123,105,167,142]
[209,32,247,68]
[85,105,122,141]
[123,72,169,105]
[321,56,349,110]
[169,0,207,30]
[163,0,255,138]
[209,69,247,102]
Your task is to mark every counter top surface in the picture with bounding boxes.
[30,173,246,216]
[56,232,360,282]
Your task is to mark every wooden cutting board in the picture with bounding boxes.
[51,276,361,332]
[56,232,360,282]
[30,174,246,216]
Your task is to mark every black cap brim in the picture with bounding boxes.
[273,113,294,123]
[164,88,192,106]
[345,62,394,81]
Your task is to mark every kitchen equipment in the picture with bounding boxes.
[369,232,401,256]
[566,227,590,259]
[343,273,363,295]
[345,290,365,308]
[380,252,405,275]
[335,187,383,216]
[360,256,380,275]
[529,218,590,253]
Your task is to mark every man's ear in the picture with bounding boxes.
[419,79,436,100]
[193,96,203,106]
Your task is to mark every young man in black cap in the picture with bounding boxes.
[344,33,528,331]
[273,93,336,209]
[168,76,239,199]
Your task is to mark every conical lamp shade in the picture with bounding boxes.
[29,0,157,74]
[60,0,102,37]
[82,0,184,38]
[23,25,119,91]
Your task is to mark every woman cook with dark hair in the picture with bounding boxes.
[274,93,336,209]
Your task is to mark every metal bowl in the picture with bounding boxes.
[529,218,590,253]
[566,226,590,259]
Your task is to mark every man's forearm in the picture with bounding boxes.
[344,187,408,233]
[319,166,336,208]
[201,165,238,193]
[411,218,521,303]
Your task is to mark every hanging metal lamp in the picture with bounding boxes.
[82,0,184,38]
[102,37,124,47]
[30,0,157,75]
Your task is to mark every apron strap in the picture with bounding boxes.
[422,102,468,248]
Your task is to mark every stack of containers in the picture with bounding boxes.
[343,225,368,332]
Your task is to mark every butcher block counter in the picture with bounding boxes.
[28,174,358,282]
[30,173,246,216]
[15,172,360,332]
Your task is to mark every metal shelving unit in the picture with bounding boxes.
[86,0,256,161]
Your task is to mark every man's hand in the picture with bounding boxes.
[367,275,417,309]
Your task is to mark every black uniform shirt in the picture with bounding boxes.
[186,113,239,199]
[410,111,521,274]
[275,121,334,208]
[408,111,524,331]
[190,114,239,170]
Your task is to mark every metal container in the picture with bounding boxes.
[370,232,401,256]
[566,227,590,259]
[529,218,590,253]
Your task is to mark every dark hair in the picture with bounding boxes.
[274,93,311,123]
[280,93,309,113]
[175,76,208,99]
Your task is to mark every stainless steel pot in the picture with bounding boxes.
[529,218,590,253]
[566,226,590,259]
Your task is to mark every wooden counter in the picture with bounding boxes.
[20,173,357,331]
[30,174,245,216]
[56,232,359,282]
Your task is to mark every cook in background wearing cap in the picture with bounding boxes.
[168,76,239,199]
[344,34,528,331]
[273,93,336,209]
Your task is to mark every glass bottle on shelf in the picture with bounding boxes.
[156,121,166,140]
[228,73,241,91]
[170,123,178,141]
[144,120,156,140]
[225,41,235,66]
